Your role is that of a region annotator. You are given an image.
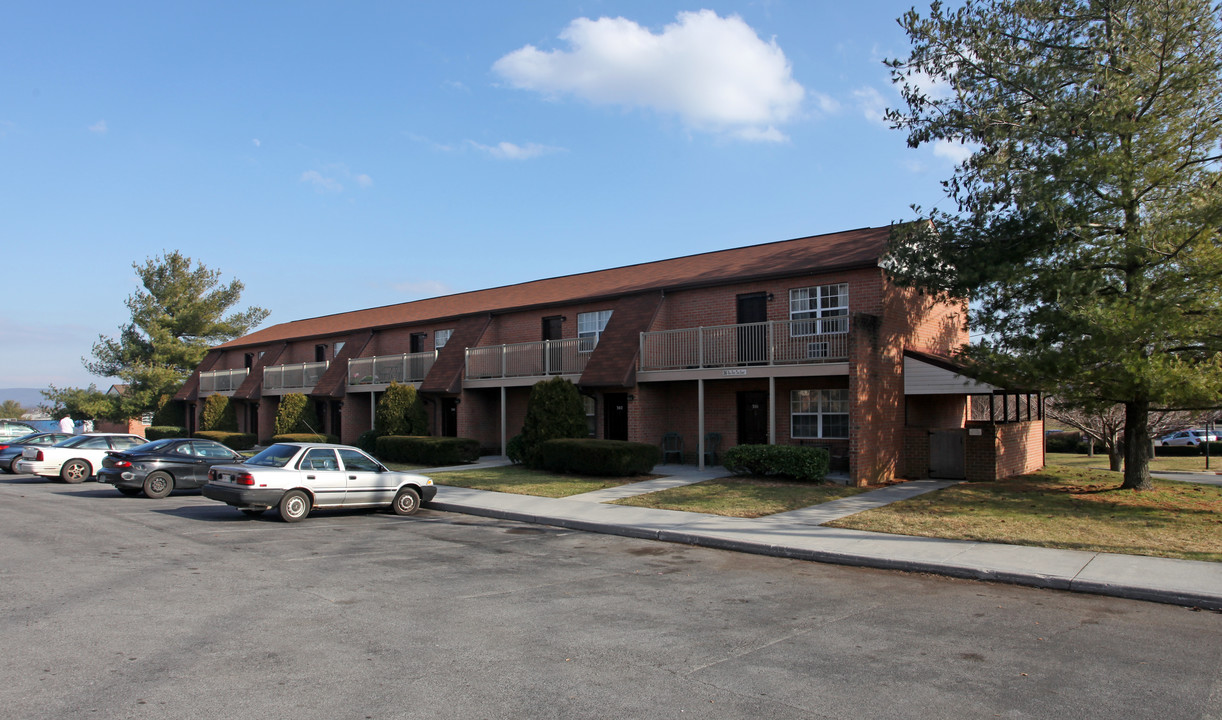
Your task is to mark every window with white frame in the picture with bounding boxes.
[791,389,849,439]
[577,310,613,351]
[435,329,453,349]
[790,283,849,335]
[583,395,597,437]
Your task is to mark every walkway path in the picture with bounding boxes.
[421,459,1222,610]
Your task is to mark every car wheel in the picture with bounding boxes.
[240,508,265,518]
[391,487,421,516]
[116,488,142,497]
[142,471,174,499]
[278,490,310,523]
[60,460,91,483]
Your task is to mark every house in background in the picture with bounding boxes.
[93,384,153,437]
[175,226,1044,485]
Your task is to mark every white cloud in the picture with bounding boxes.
[252,138,261,147]
[852,86,889,127]
[467,140,564,160]
[355,173,374,188]
[493,10,805,142]
[932,139,974,164]
[300,170,343,193]
[88,120,108,134]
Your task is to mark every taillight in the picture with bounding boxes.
[236,472,255,486]
[35,450,44,461]
[0,444,8,452]
[113,460,131,468]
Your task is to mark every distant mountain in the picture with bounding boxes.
[0,388,47,409]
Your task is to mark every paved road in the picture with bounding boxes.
[2,474,1219,719]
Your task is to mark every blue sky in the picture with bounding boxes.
[1,1,965,391]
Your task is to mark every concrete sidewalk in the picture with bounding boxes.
[422,460,1222,610]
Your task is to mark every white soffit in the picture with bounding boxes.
[904,356,999,395]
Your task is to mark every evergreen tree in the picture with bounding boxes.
[84,251,269,421]
[520,378,589,468]
[886,0,1222,489]
[374,382,428,436]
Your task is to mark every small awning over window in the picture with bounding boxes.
[903,349,999,395]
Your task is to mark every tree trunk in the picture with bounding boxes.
[1108,448,1122,472]
[1122,399,1153,490]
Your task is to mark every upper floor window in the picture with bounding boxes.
[790,283,848,335]
[577,310,613,350]
[435,329,453,349]
[334,341,346,356]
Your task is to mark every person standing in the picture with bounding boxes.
[59,415,73,434]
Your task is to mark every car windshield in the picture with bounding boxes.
[244,444,300,468]
[128,438,177,453]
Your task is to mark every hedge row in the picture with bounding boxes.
[722,444,830,483]
[271,433,339,445]
[537,439,660,476]
[194,431,258,450]
[375,436,480,466]
[145,426,187,441]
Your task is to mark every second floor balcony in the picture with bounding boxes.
[466,338,591,381]
[639,319,849,372]
[263,361,329,394]
[348,351,437,388]
[198,368,249,395]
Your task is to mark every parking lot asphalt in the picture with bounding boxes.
[421,459,1222,610]
[2,472,1219,720]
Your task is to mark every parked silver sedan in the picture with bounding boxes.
[201,442,436,522]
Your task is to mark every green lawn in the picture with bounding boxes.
[614,477,868,518]
[825,465,1222,562]
[1047,451,1222,473]
[428,465,648,498]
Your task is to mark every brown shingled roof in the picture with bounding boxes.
[216,225,892,350]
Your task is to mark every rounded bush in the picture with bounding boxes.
[722,444,830,483]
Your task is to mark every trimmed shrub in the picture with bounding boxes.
[151,395,184,427]
[375,436,480,465]
[145,425,187,440]
[274,393,319,435]
[1202,441,1222,456]
[194,431,257,450]
[506,435,526,464]
[271,433,339,444]
[375,382,428,436]
[200,394,239,432]
[356,429,381,454]
[520,378,588,468]
[537,439,660,476]
[722,444,830,483]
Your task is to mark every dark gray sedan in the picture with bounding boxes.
[0,432,74,473]
[97,438,246,498]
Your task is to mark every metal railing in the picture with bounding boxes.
[198,368,249,394]
[263,361,329,392]
[639,320,848,371]
[348,351,438,387]
[465,338,591,380]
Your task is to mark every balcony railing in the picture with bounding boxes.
[263,361,329,393]
[199,368,249,394]
[466,338,591,380]
[348,351,438,387]
[639,320,848,371]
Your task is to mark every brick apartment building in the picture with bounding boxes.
[175,226,1044,485]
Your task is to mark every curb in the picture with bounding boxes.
[424,499,1222,611]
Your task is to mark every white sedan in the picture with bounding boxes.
[202,442,436,522]
[16,433,146,482]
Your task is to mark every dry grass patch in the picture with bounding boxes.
[429,465,649,498]
[614,476,868,518]
[826,466,1222,562]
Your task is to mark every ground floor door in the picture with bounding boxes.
[604,393,629,441]
[737,391,769,445]
[442,397,458,437]
[929,429,966,479]
[330,402,342,440]
[249,403,259,439]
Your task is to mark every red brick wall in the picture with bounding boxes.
[906,395,968,429]
[94,418,147,437]
[965,420,1046,481]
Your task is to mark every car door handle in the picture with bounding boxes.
[306,475,316,479]
[348,475,357,479]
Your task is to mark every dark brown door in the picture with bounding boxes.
[604,393,629,441]
[249,403,259,439]
[737,391,769,446]
[410,333,426,353]
[542,316,563,340]
[330,402,342,441]
[929,430,966,479]
[736,293,768,364]
[442,397,458,437]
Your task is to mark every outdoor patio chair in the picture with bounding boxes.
[661,432,684,463]
[703,432,722,466]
